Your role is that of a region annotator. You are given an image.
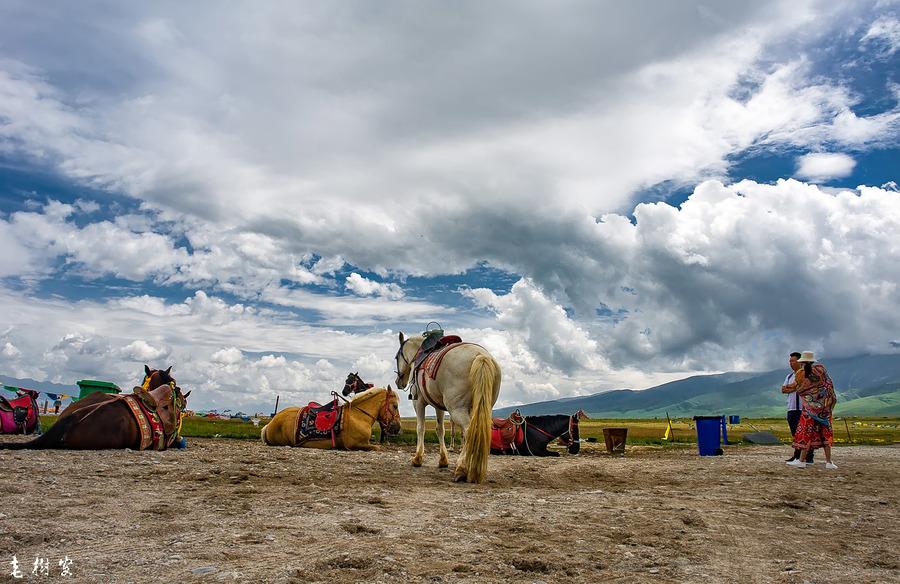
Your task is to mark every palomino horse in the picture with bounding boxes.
[394,332,501,483]
[0,366,189,450]
[341,372,392,445]
[260,386,401,450]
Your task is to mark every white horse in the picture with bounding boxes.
[394,332,501,483]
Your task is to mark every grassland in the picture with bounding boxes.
[395,416,900,447]
[36,414,900,446]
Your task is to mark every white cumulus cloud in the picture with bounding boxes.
[794,153,857,182]
[345,273,405,300]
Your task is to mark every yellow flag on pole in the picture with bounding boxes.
[663,411,674,441]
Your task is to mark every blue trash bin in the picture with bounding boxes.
[728,415,740,425]
[694,416,725,456]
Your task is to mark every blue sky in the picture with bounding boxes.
[1,1,899,414]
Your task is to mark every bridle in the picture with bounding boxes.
[557,414,579,448]
[141,369,185,446]
[352,387,401,436]
[394,338,413,385]
[343,373,367,395]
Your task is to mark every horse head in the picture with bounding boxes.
[567,410,589,454]
[377,385,402,437]
[394,332,423,389]
[342,372,373,397]
[138,364,189,445]
[141,364,176,392]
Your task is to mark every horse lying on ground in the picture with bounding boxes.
[260,386,401,450]
[0,366,189,451]
[491,410,588,456]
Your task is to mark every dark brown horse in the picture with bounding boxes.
[341,371,374,397]
[0,366,189,450]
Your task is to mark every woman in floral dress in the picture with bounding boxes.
[782,351,838,469]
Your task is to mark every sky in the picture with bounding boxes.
[1,0,898,415]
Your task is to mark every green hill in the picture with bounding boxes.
[495,353,900,418]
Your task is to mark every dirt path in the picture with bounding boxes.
[1,439,898,583]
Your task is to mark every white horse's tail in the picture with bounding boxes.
[465,354,499,483]
[260,423,269,445]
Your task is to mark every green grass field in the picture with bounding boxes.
[36,415,900,446]
[395,416,900,446]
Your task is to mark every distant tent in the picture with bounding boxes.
[742,431,782,445]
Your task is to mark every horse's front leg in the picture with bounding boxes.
[411,397,426,467]
[435,409,449,468]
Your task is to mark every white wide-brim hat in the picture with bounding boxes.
[798,351,816,362]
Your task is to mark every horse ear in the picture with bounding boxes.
[387,384,392,391]
[398,331,405,343]
[183,390,191,399]
[165,365,172,374]
[145,364,151,375]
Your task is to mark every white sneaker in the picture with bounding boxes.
[787,459,807,468]
[825,462,838,469]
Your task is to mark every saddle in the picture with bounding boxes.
[410,335,467,407]
[0,389,40,435]
[413,334,463,370]
[295,397,343,446]
[491,410,524,453]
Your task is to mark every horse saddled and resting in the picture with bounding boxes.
[0,365,189,451]
[491,410,588,456]
[394,329,501,483]
[261,386,401,450]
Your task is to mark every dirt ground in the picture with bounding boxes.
[0,438,897,584]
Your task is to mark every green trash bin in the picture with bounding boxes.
[76,380,121,400]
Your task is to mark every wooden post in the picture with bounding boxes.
[843,418,852,443]
[273,395,280,416]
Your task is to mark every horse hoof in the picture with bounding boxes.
[452,472,467,482]
[411,458,423,467]
[438,461,449,468]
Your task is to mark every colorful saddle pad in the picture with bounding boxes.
[295,399,343,446]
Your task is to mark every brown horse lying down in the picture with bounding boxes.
[261,386,401,450]
[0,382,189,450]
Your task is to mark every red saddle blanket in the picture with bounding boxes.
[295,399,343,446]
[0,390,40,435]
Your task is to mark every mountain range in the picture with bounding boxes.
[5,353,900,418]
[494,353,900,418]
[1,375,78,396]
